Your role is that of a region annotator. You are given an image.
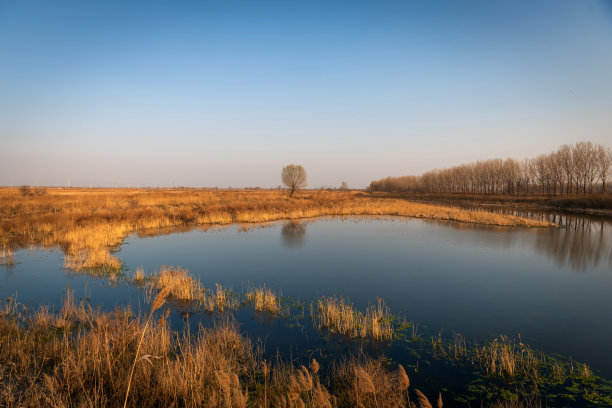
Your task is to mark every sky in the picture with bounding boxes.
[1,1,611,188]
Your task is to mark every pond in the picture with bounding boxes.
[2,213,612,404]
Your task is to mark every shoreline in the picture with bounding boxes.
[1,189,555,270]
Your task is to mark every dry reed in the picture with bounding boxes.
[1,295,444,408]
[315,296,393,341]
[247,286,281,314]
[473,335,545,379]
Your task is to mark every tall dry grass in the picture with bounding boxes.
[0,293,442,408]
[136,265,235,312]
[247,286,281,314]
[473,335,545,379]
[315,296,393,341]
[0,188,555,270]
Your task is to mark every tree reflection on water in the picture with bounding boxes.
[281,221,307,249]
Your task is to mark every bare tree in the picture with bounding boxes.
[281,164,307,197]
[557,144,573,194]
[596,144,612,193]
[340,181,349,190]
[368,141,611,196]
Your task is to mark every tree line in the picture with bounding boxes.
[369,141,612,195]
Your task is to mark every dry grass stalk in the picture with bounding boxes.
[123,285,171,407]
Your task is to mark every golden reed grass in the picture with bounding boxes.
[246,286,280,314]
[315,296,393,341]
[0,188,554,270]
[136,265,235,312]
[0,294,443,408]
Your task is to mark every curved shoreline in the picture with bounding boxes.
[1,189,555,270]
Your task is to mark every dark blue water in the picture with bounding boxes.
[2,215,611,378]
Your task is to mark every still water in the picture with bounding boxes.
[2,214,611,377]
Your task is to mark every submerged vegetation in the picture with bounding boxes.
[0,188,554,270]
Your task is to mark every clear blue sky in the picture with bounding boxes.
[1,0,611,188]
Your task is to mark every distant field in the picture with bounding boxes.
[0,188,553,270]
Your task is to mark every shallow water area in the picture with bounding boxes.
[2,214,612,403]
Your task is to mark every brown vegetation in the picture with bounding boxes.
[136,265,235,312]
[0,188,554,270]
[246,286,281,314]
[315,296,393,341]
[0,294,441,408]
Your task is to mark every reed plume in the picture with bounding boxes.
[123,285,171,408]
[397,364,410,390]
[414,389,432,408]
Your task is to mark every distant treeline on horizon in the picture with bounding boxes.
[369,141,612,195]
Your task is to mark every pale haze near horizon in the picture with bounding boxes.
[1,1,611,188]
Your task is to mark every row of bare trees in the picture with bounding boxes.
[369,141,612,195]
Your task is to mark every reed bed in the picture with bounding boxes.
[473,335,546,379]
[0,188,554,270]
[246,286,281,314]
[152,265,206,301]
[136,265,236,312]
[315,296,393,341]
[0,294,441,408]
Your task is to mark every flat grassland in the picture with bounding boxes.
[0,188,553,269]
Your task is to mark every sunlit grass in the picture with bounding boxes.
[315,296,393,341]
[246,286,280,314]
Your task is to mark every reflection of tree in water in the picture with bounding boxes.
[281,221,306,249]
[533,215,612,273]
[443,211,612,273]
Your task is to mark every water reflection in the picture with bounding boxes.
[444,209,612,273]
[3,211,610,274]
[281,221,307,249]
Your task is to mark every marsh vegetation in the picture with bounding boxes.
[1,190,611,407]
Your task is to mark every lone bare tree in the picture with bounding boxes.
[281,164,307,197]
